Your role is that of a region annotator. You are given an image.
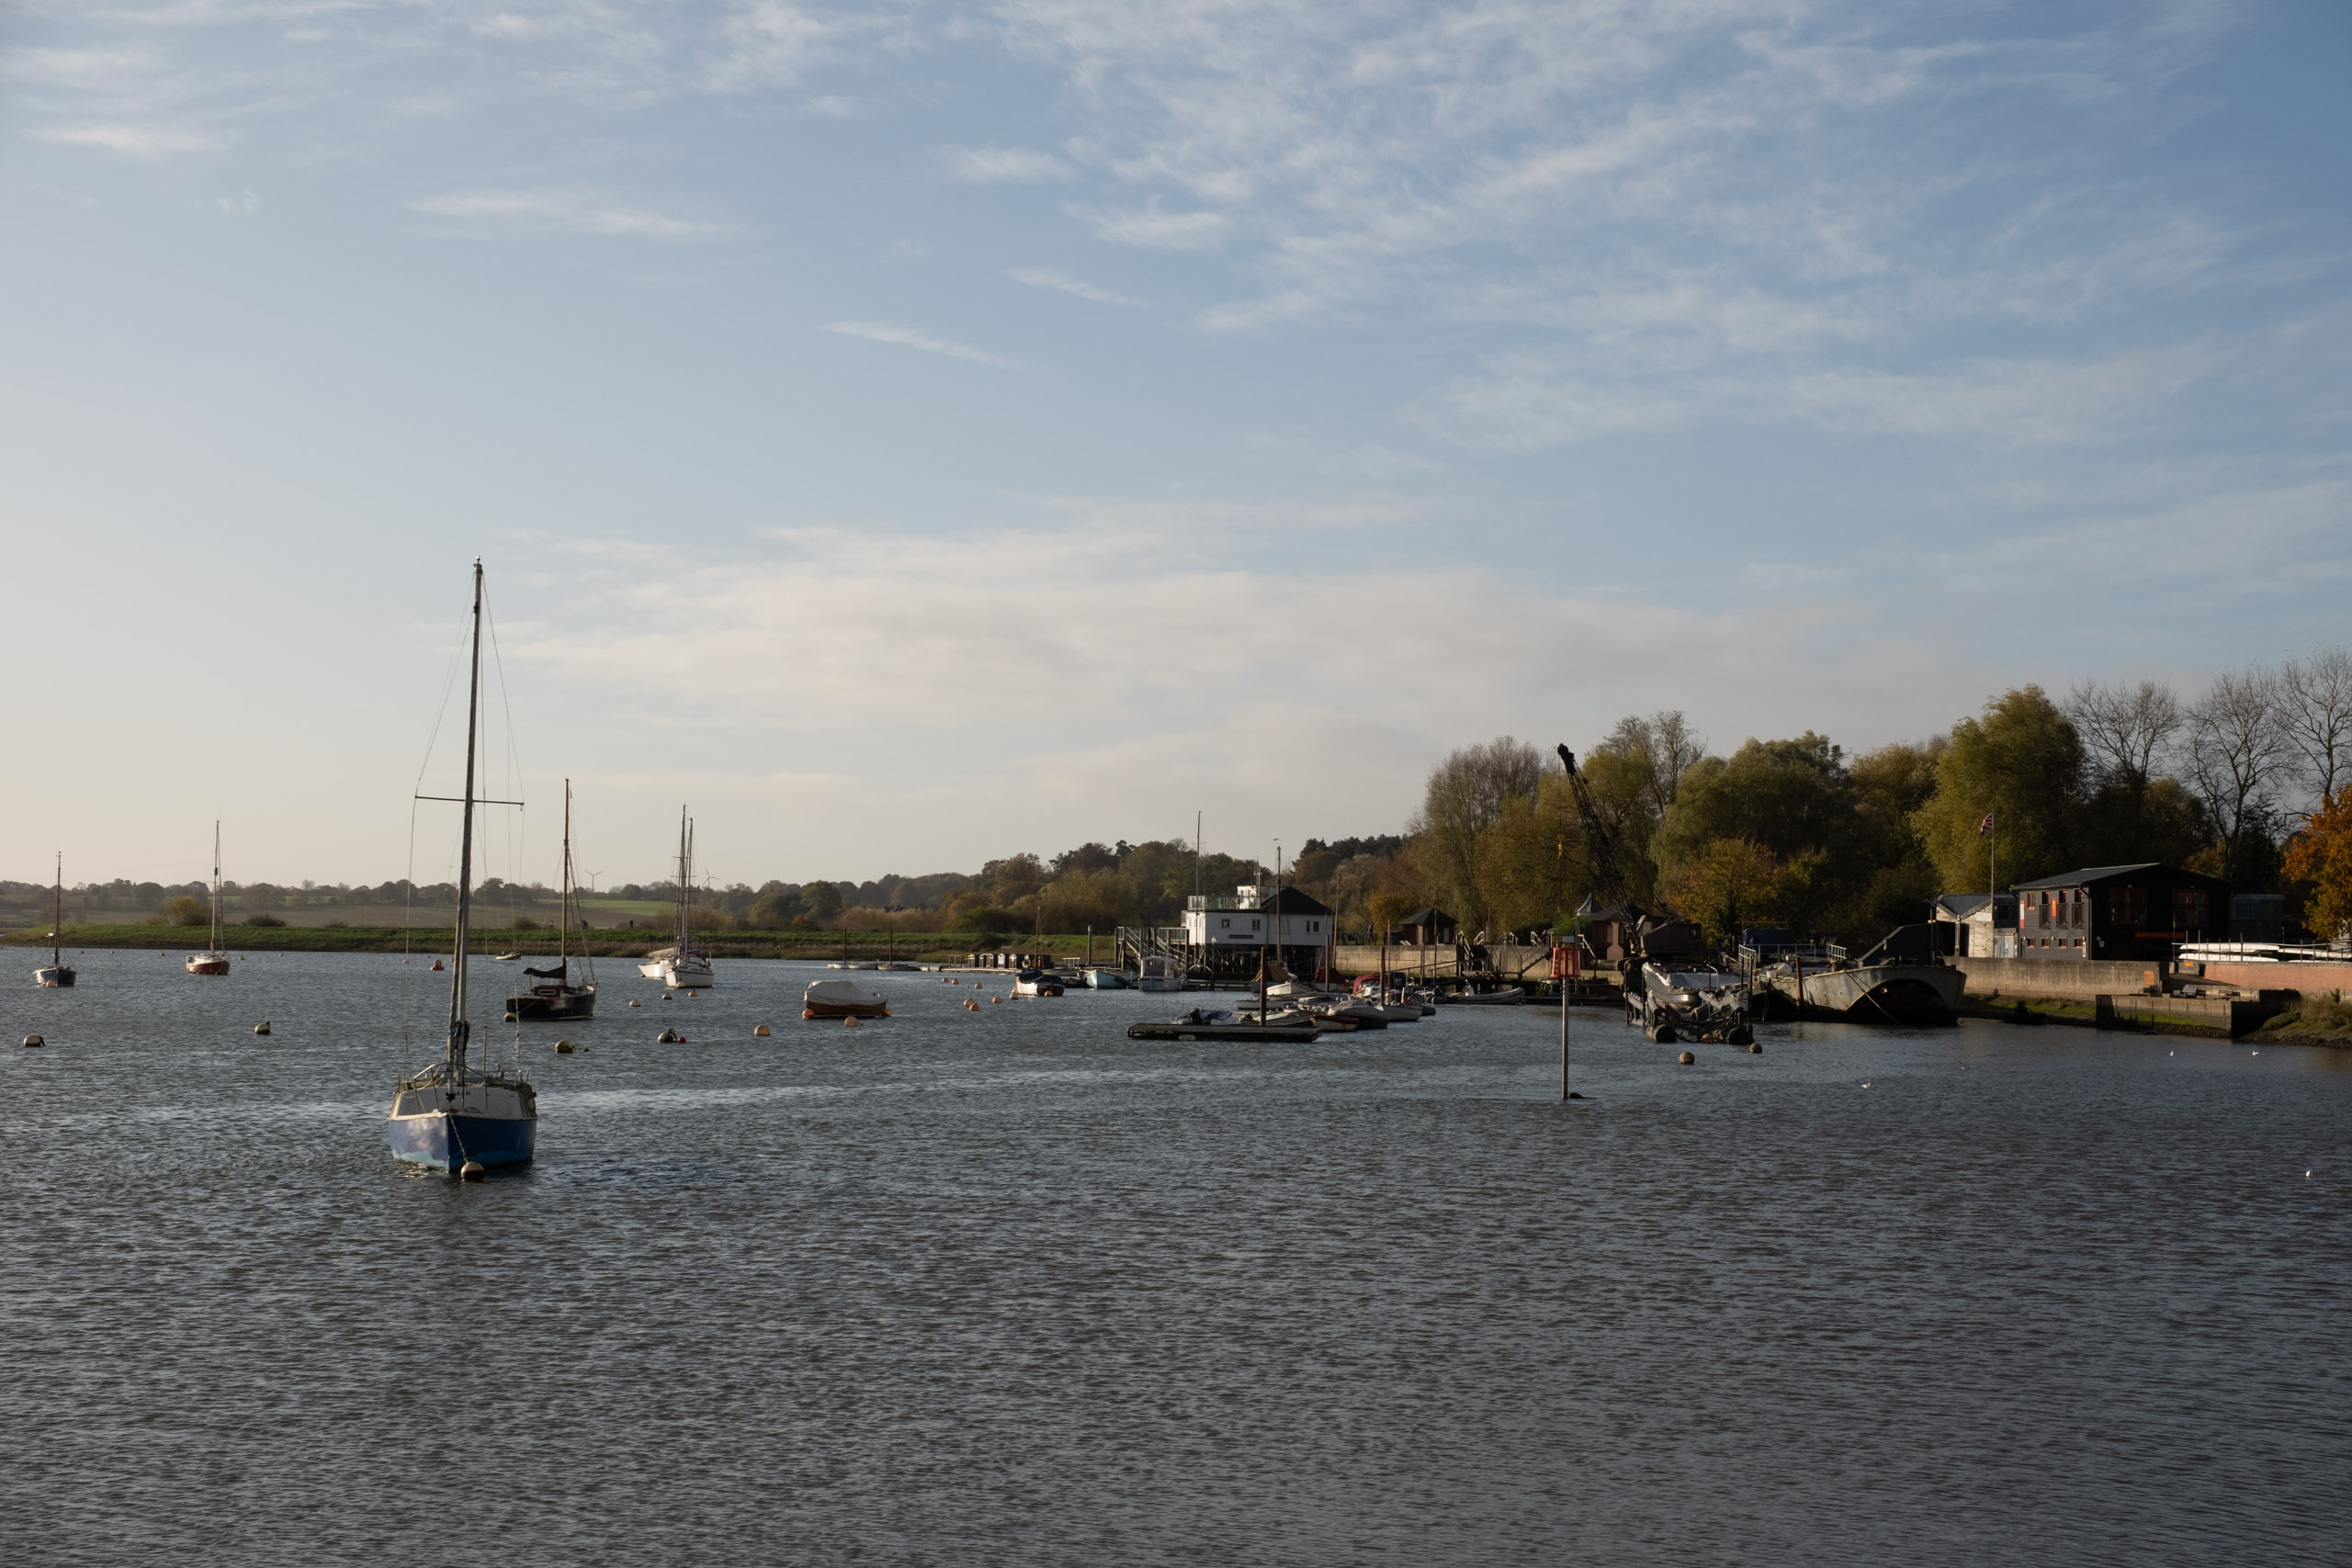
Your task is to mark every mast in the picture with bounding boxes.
[52,852,62,967]
[209,822,223,953]
[674,808,689,952]
[684,816,696,952]
[447,560,484,1082]
[560,780,571,976]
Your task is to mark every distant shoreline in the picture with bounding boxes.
[4,924,1091,963]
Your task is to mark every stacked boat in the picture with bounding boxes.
[1629,964,1753,1045]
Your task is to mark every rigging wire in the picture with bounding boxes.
[401,609,473,1068]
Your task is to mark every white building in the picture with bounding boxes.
[1182,885,1336,948]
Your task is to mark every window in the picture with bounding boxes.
[2109,887,2145,926]
[2174,889,2208,930]
[1219,918,1230,930]
[1250,918,1261,931]
[2069,889,2084,927]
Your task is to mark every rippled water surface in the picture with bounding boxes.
[4,951,2348,1564]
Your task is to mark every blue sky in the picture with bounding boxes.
[5,1,2349,887]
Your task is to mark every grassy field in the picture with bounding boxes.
[6,923,1114,962]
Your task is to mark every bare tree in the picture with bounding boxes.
[1414,736,1544,929]
[2065,679,2183,798]
[1602,710,1709,818]
[2278,644,2352,811]
[2185,667,2290,882]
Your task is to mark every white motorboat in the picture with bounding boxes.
[1012,968,1065,998]
[1083,967,1127,989]
[1135,954,1184,993]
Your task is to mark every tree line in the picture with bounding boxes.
[1388,645,2352,946]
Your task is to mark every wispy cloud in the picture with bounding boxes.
[823,320,1012,366]
[408,187,729,243]
[1008,267,1139,307]
[937,145,1068,183]
[1079,199,1228,251]
[36,123,220,156]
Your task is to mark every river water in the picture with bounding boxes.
[2,951,2346,1564]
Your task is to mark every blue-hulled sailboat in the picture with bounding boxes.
[388,560,537,1176]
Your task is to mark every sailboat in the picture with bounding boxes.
[33,852,75,987]
[508,780,597,1021]
[388,560,537,1174]
[185,824,231,976]
[638,808,715,988]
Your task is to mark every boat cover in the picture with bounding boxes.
[525,963,567,978]
[804,979,887,1007]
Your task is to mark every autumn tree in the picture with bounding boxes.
[2282,787,2352,941]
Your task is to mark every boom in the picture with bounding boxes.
[1556,744,1626,902]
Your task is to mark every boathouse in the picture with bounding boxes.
[1391,908,1458,946]
[1932,893,2019,958]
[2009,863,2233,962]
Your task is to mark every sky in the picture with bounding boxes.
[4,0,2349,889]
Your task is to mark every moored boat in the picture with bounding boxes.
[34,853,75,988]
[185,824,230,976]
[508,779,597,1023]
[1632,964,1751,1044]
[1083,967,1128,989]
[1012,968,1065,997]
[642,809,715,988]
[1436,986,1524,1005]
[803,978,889,1019]
[387,561,538,1173]
[1134,954,1184,993]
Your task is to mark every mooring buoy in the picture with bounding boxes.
[22,1034,43,1048]
[555,1039,575,1054]
[1749,1042,1762,1054]
[254,1021,271,1035]
[459,1160,485,1180]
[628,999,641,1008]
[502,1011,518,1023]
[844,1016,861,1028]
[752,1023,772,1037]
[1678,1051,1695,1065]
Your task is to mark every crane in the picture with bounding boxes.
[1556,743,1626,904]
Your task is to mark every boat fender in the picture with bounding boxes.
[801,1010,816,1020]
[555,1040,575,1054]
[752,1023,772,1037]
[22,1034,42,1048]
[1678,1051,1695,1066]
[254,1021,271,1035]
[882,1006,892,1018]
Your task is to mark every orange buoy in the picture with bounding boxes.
[801,1010,816,1020]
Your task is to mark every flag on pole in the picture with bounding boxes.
[1978,812,1996,837]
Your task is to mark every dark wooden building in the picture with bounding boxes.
[1394,908,1458,946]
[2010,863,2233,962]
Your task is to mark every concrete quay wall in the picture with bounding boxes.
[1955,957,2166,1002]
